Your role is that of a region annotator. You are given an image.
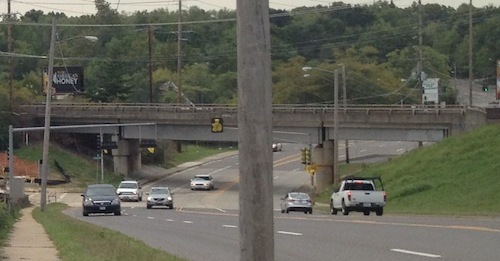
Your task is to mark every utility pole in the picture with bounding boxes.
[417,0,424,105]
[341,65,349,164]
[41,18,57,212]
[148,25,153,103]
[237,0,274,259]
[175,0,183,153]
[177,0,183,105]
[333,69,339,183]
[7,0,13,113]
[468,0,473,107]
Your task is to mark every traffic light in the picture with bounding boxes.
[305,148,311,165]
[96,134,102,150]
[211,118,223,133]
[482,85,489,92]
[300,148,306,164]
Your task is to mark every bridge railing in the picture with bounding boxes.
[19,103,473,115]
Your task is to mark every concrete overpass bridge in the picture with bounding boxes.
[17,103,488,187]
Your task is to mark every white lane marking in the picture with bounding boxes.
[396,148,405,153]
[208,165,231,175]
[391,249,441,258]
[58,193,67,201]
[273,176,279,180]
[147,216,154,220]
[183,220,193,224]
[215,208,226,213]
[360,149,367,153]
[277,231,302,236]
[223,225,238,228]
[166,219,174,222]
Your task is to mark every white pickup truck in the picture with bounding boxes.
[330,177,386,216]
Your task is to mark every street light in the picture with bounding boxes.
[302,66,340,183]
[40,19,98,211]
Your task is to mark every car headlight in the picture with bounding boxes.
[147,196,153,201]
[167,196,172,201]
[83,198,93,206]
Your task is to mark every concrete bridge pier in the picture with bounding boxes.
[313,140,334,194]
[112,139,141,178]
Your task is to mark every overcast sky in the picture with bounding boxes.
[0,0,497,18]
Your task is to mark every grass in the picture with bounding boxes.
[32,203,186,261]
[2,143,235,260]
[314,124,500,216]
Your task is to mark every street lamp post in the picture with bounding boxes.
[40,18,57,212]
[302,66,340,183]
[40,20,98,211]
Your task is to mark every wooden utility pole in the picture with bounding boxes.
[148,25,153,103]
[342,65,349,164]
[8,0,13,112]
[418,0,424,104]
[177,0,183,105]
[237,0,274,260]
[468,0,473,107]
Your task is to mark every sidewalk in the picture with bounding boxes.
[1,150,238,261]
[1,206,62,261]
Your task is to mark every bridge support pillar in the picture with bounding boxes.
[313,140,334,193]
[112,139,141,178]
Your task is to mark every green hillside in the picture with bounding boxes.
[319,124,500,216]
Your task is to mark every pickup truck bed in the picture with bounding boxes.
[330,177,386,216]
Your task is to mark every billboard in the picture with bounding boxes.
[497,60,500,100]
[43,66,84,94]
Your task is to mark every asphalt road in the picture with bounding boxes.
[44,141,500,261]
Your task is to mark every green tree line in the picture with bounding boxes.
[0,0,498,110]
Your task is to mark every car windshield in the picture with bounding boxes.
[86,186,116,196]
[150,188,170,195]
[194,176,211,181]
[119,182,138,189]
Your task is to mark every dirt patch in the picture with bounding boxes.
[0,152,39,180]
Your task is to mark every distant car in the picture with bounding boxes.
[190,174,214,190]
[146,187,174,209]
[81,184,121,216]
[272,142,282,152]
[116,180,143,202]
[280,192,313,214]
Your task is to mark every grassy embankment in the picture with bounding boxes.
[315,124,500,216]
[4,143,234,261]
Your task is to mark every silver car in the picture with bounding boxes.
[190,174,214,190]
[146,187,174,209]
[280,192,313,214]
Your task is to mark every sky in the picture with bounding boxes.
[0,0,497,18]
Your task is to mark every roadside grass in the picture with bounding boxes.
[7,143,234,260]
[0,203,20,255]
[314,124,500,216]
[32,203,185,261]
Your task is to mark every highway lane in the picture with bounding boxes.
[63,205,500,261]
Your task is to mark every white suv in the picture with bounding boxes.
[116,180,143,202]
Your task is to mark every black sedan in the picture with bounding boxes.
[81,184,121,216]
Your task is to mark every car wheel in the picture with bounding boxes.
[341,200,349,216]
[281,209,285,213]
[304,210,308,214]
[285,209,289,214]
[138,196,142,202]
[83,211,89,216]
[114,210,121,216]
[169,204,174,209]
[376,208,384,216]
[308,209,313,214]
[147,205,152,209]
[330,201,338,215]
[363,211,370,216]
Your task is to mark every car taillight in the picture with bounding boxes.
[383,191,387,202]
[347,191,352,201]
